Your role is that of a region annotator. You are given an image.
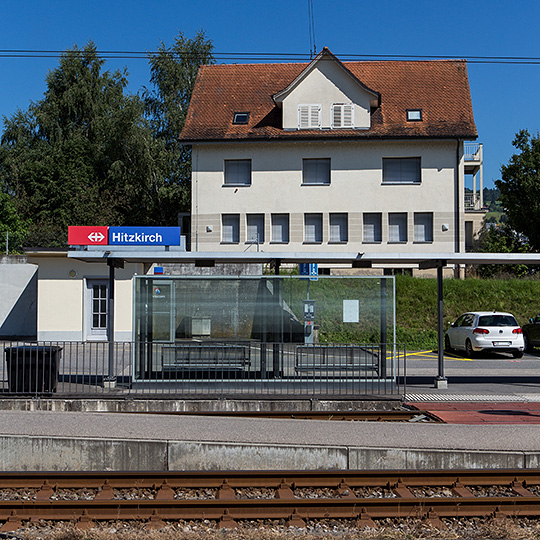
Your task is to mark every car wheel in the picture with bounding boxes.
[444,335,453,353]
[524,333,532,352]
[512,351,524,359]
[465,339,475,358]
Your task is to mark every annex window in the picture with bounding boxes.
[331,103,354,128]
[304,213,323,243]
[302,158,330,185]
[224,159,251,186]
[329,213,348,243]
[406,109,422,121]
[271,214,289,243]
[414,212,433,243]
[363,213,382,243]
[246,214,264,244]
[388,213,408,243]
[233,112,250,124]
[383,157,421,184]
[221,214,240,243]
[298,104,321,129]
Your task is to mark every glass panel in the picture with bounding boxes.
[246,214,264,243]
[329,213,348,242]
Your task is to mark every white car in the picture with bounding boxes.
[445,311,524,358]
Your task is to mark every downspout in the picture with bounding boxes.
[454,139,462,279]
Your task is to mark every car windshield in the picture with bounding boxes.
[477,314,518,327]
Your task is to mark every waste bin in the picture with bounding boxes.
[4,346,61,394]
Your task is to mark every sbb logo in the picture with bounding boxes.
[68,226,109,246]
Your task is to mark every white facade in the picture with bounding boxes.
[27,251,142,342]
[192,139,465,254]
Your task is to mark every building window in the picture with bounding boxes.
[331,103,354,128]
[233,112,249,124]
[329,213,348,243]
[304,213,323,243]
[388,213,408,243]
[406,109,422,121]
[383,157,421,184]
[363,213,382,243]
[221,214,240,243]
[302,158,330,185]
[298,104,321,129]
[246,214,264,244]
[414,212,433,243]
[224,160,251,186]
[271,214,289,243]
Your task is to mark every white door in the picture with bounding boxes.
[86,279,108,341]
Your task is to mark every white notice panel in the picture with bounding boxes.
[343,300,359,323]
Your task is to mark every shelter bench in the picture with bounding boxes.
[295,344,380,373]
[161,343,250,372]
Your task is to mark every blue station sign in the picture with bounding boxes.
[108,226,181,246]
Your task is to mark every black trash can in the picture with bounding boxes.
[4,346,62,394]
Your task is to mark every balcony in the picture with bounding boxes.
[464,142,484,211]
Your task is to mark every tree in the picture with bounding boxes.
[477,223,533,278]
[497,130,540,251]
[142,30,214,218]
[0,42,161,246]
[0,191,28,253]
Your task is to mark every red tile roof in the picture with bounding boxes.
[179,58,477,143]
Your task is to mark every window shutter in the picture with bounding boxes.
[329,214,348,242]
[271,214,289,243]
[414,213,433,242]
[304,214,322,243]
[222,215,239,243]
[389,213,407,242]
[332,104,354,128]
[363,214,381,243]
[298,105,321,129]
[247,214,264,243]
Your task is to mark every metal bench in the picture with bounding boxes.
[295,345,380,373]
[161,343,250,372]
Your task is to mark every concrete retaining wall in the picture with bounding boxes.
[1,434,539,471]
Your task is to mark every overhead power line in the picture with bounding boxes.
[1,49,540,65]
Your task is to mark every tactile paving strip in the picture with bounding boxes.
[404,393,540,402]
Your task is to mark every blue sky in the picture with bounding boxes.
[2,0,540,189]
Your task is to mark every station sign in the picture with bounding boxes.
[299,263,318,281]
[68,226,181,246]
[109,226,181,246]
[68,226,108,245]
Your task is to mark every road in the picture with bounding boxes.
[403,349,540,397]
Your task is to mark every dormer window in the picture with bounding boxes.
[298,104,321,129]
[407,109,422,122]
[233,112,250,124]
[332,103,354,128]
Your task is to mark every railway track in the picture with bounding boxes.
[116,409,442,422]
[1,469,540,531]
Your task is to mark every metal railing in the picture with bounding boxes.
[464,191,482,210]
[464,142,482,161]
[0,341,406,398]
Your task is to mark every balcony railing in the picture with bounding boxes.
[464,192,482,211]
[464,142,482,161]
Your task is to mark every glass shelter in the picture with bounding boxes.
[132,275,396,386]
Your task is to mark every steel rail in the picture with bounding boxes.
[108,410,442,422]
[0,496,539,524]
[2,470,540,530]
[0,470,539,489]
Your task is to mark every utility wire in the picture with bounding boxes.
[1,49,540,64]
